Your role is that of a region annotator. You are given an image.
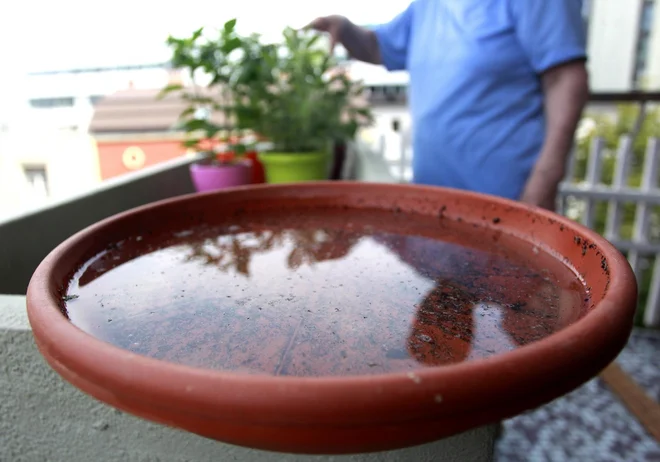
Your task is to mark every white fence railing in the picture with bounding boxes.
[559,136,660,327]
[365,131,660,328]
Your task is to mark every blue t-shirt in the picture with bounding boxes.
[374,0,587,200]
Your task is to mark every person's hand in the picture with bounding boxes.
[304,15,349,53]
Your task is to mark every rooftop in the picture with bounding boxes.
[89,87,227,134]
[27,62,171,76]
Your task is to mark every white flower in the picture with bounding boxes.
[576,118,597,141]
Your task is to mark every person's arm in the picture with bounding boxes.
[337,19,382,64]
[521,62,589,210]
[307,16,381,64]
[308,3,414,71]
[512,0,589,210]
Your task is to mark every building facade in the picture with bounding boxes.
[587,0,660,90]
[0,64,174,219]
[89,87,193,181]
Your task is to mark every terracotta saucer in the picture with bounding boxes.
[26,182,637,454]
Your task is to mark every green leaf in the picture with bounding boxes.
[181,118,214,132]
[183,138,201,148]
[356,107,373,118]
[224,18,237,33]
[221,36,243,54]
[307,33,321,49]
[205,125,223,139]
[157,83,184,99]
[181,94,216,105]
[192,27,204,41]
[233,143,247,155]
[178,107,196,119]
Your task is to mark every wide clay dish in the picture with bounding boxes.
[26,182,637,454]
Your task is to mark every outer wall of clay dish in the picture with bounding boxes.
[26,182,637,455]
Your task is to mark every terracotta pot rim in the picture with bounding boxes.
[26,181,637,428]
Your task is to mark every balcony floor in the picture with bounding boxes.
[495,328,660,461]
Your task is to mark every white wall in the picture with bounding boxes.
[347,61,409,87]
[18,66,172,133]
[25,67,170,100]
[358,106,413,182]
[0,66,176,219]
[0,130,101,219]
[587,0,642,91]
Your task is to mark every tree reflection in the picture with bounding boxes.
[183,228,362,276]
[374,233,555,365]
[285,229,362,270]
[184,230,283,277]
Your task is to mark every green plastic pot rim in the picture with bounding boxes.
[258,152,328,165]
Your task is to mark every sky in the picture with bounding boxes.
[0,0,410,121]
[0,0,410,74]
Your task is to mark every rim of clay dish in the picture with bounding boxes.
[26,181,637,429]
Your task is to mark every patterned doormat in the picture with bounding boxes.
[495,329,660,462]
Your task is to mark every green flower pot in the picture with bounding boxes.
[258,152,330,184]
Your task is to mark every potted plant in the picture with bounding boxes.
[160,20,259,192]
[232,27,373,183]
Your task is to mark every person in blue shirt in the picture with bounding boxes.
[308,0,589,210]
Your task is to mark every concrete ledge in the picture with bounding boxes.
[0,142,389,295]
[1,296,495,462]
[0,156,199,295]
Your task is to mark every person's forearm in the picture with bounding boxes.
[536,62,590,182]
[521,62,589,209]
[338,19,382,65]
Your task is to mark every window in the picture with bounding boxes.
[23,165,49,198]
[641,0,655,33]
[29,97,75,109]
[90,95,105,106]
[582,0,593,36]
[633,1,655,87]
